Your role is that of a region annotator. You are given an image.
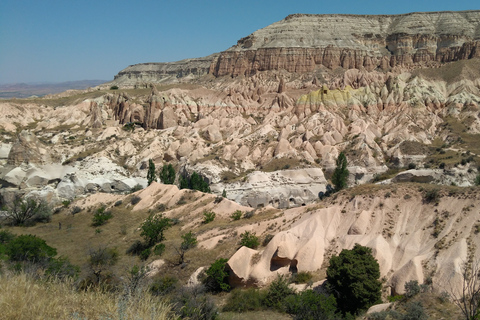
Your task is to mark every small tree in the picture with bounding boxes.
[159,164,176,185]
[87,246,119,284]
[140,214,171,247]
[222,189,227,198]
[204,258,230,292]
[176,231,197,264]
[5,196,51,226]
[331,152,349,191]
[327,243,381,315]
[448,259,480,320]
[147,159,156,186]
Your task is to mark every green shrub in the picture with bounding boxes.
[230,210,242,221]
[139,248,151,261]
[130,184,143,193]
[6,234,57,262]
[404,280,420,298]
[285,290,338,320]
[204,258,230,292]
[45,256,80,280]
[263,234,274,246]
[0,230,15,244]
[292,271,313,284]
[475,174,480,186]
[126,240,149,256]
[202,211,215,224]
[110,85,119,90]
[326,243,382,315]
[181,231,197,251]
[239,231,259,249]
[71,206,82,215]
[150,275,178,296]
[153,243,165,256]
[140,214,171,247]
[91,206,112,227]
[243,210,254,219]
[263,276,296,311]
[223,288,265,312]
[87,246,119,285]
[403,301,427,320]
[131,195,141,205]
[62,200,71,207]
[172,285,217,320]
[423,188,440,204]
[114,200,123,207]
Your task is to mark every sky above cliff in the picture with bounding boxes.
[1,0,479,84]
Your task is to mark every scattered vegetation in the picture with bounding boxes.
[203,258,230,292]
[91,206,112,227]
[202,211,216,224]
[180,171,211,193]
[239,231,259,249]
[230,210,242,221]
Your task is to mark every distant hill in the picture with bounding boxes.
[0,80,107,98]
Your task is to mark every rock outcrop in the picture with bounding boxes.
[212,11,480,77]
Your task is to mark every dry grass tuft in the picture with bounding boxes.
[0,271,173,320]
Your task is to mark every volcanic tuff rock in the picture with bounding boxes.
[112,11,480,84]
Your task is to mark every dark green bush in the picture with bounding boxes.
[292,271,313,284]
[239,231,259,249]
[153,243,165,256]
[150,275,178,296]
[131,195,141,205]
[0,229,15,244]
[223,288,265,312]
[263,275,296,311]
[204,258,230,292]
[403,301,427,320]
[126,240,149,256]
[285,290,339,320]
[91,206,112,227]
[423,189,440,204]
[114,200,123,207]
[45,256,80,280]
[139,248,151,261]
[6,234,57,262]
[110,85,119,90]
[326,243,382,315]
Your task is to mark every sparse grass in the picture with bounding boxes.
[261,158,302,172]
[0,271,173,320]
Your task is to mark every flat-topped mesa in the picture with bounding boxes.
[211,10,480,76]
[113,54,219,86]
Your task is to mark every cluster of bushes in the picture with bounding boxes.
[223,276,341,319]
[0,230,79,280]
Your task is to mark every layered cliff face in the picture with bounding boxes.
[211,11,480,77]
[113,54,219,86]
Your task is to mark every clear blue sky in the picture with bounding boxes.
[1,0,479,84]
